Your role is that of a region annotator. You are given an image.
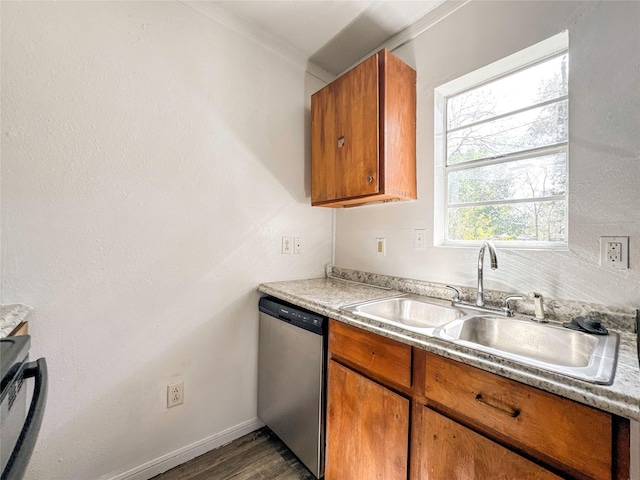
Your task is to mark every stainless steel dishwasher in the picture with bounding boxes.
[258,296,327,479]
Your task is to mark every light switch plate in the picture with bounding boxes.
[282,237,292,254]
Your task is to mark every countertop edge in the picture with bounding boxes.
[0,304,33,338]
[258,279,640,422]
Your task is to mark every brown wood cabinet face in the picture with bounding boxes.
[8,321,28,337]
[411,404,562,480]
[421,352,613,480]
[324,328,625,480]
[311,49,416,207]
[328,319,412,389]
[379,49,417,200]
[311,55,379,204]
[325,359,409,480]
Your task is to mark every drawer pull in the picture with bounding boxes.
[475,393,520,418]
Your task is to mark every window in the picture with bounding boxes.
[434,32,569,249]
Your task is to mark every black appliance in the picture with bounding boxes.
[1,336,48,480]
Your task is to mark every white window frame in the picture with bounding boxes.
[434,31,569,250]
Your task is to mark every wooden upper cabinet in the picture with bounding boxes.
[311,49,417,207]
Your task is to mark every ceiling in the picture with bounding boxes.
[201,1,448,76]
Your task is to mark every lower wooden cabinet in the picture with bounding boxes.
[411,404,561,480]
[325,359,409,480]
[420,351,614,479]
[325,320,629,480]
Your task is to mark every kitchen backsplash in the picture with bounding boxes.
[327,265,638,334]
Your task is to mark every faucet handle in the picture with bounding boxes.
[445,285,461,302]
[502,294,525,316]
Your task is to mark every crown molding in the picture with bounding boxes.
[340,0,472,76]
[180,1,335,84]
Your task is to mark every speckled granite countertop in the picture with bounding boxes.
[0,304,32,338]
[258,277,640,422]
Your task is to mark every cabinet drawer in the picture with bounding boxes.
[329,319,411,389]
[422,353,613,480]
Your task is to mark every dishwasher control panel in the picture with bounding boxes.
[259,296,326,335]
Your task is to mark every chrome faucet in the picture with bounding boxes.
[477,241,498,307]
[446,242,522,317]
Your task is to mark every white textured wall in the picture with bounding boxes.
[335,0,640,309]
[1,2,331,479]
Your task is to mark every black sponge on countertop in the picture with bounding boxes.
[563,312,609,335]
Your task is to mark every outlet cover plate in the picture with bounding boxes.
[167,382,184,408]
[414,229,426,250]
[600,236,629,269]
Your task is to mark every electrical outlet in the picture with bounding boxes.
[282,237,292,254]
[294,237,302,254]
[600,236,629,269]
[167,382,184,408]
[414,229,426,249]
[608,242,622,263]
[376,237,386,256]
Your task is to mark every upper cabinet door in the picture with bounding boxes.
[311,49,416,207]
[311,55,379,204]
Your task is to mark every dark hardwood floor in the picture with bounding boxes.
[151,428,316,480]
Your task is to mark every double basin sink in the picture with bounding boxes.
[341,295,619,384]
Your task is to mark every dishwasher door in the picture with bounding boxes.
[258,307,325,478]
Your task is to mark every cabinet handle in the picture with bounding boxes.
[337,136,345,148]
[367,175,373,183]
[475,393,520,418]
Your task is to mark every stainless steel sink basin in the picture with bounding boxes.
[434,315,619,384]
[341,296,464,333]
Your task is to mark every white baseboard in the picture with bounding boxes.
[109,417,265,480]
